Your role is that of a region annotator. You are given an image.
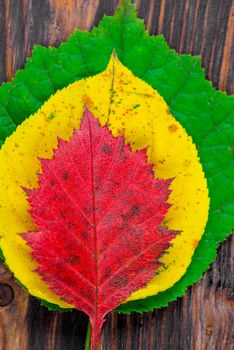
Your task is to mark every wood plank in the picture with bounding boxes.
[0,1,233,349]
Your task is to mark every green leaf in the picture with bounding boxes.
[39,299,72,312]
[0,0,233,313]
[0,248,4,260]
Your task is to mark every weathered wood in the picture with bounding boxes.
[0,1,233,349]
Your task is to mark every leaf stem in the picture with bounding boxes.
[85,320,91,350]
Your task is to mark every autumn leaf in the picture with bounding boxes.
[0,54,209,309]
[23,108,176,348]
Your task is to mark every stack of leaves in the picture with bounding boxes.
[0,1,233,348]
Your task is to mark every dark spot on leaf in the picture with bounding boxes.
[67,222,76,230]
[131,204,140,217]
[101,144,111,154]
[168,124,178,132]
[105,267,111,279]
[48,113,55,120]
[166,108,170,115]
[62,173,69,180]
[82,231,88,240]
[70,256,79,264]
[110,275,128,288]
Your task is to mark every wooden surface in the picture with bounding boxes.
[0,1,233,349]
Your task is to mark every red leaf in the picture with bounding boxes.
[23,108,177,349]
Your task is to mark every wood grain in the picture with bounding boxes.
[0,1,233,349]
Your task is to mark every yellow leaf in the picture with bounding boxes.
[0,53,209,306]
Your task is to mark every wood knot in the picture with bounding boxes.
[0,283,14,306]
[205,326,213,335]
